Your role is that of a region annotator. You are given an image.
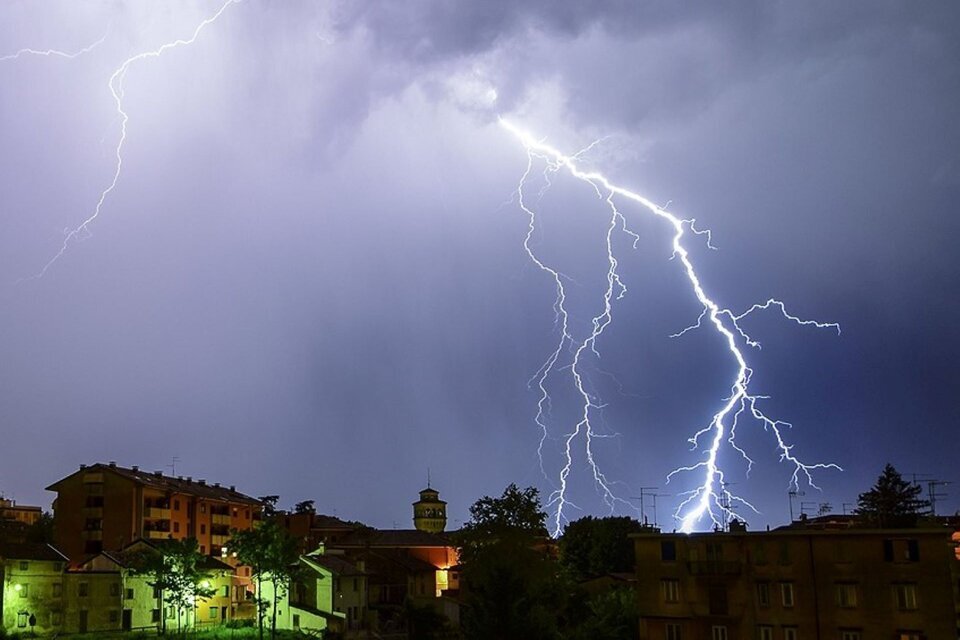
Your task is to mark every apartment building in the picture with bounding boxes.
[0,498,43,527]
[46,462,262,563]
[632,525,959,640]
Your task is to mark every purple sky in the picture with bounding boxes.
[1,1,958,532]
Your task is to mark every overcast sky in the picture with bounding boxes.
[1,1,958,532]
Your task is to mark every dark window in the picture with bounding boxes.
[661,540,677,562]
[173,522,180,533]
[907,539,919,561]
[708,585,728,615]
[19,561,28,571]
[883,539,894,561]
[79,582,89,597]
[201,524,206,534]
[174,500,180,511]
[151,610,161,623]
[110,583,120,597]
[756,582,770,607]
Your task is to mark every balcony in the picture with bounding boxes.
[144,507,171,519]
[687,561,741,576]
[146,530,172,540]
[212,514,231,526]
[211,534,229,547]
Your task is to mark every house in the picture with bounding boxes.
[0,542,68,635]
[631,525,959,640]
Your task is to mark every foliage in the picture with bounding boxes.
[456,484,564,640]
[855,463,930,528]
[294,500,316,514]
[562,588,638,640]
[258,495,281,518]
[559,516,643,581]
[406,600,454,640]
[129,538,217,635]
[24,511,54,544]
[231,519,301,640]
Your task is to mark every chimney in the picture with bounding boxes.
[153,471,163,477]
[132,465,139,472]
[178,476,184,481]
[187,477,192,483]
[80,464,87,470]
[214,482,220,488]
[108,461,117,468]
[198,479,206,486]
[229,485,236,492]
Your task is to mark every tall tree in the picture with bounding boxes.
[559,516,643,581]
[131,538,215,636]
[231,519,301,640]
[855,463,930,528]
[456,484,565,640]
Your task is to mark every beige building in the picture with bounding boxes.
[632,525,959,640]
[0,542,68,635]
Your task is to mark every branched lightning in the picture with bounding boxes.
[22,0,238,280]
[0,33,107,62]
[502,118,841,533]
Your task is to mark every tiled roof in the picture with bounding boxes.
[0,542,68,562]
[332,528,453,548]
[47,463,262,506]
[303,553,365,576]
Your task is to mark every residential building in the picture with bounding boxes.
[0,542,68,635]
[632,525,959,640]
[46,462,261,562]
[0,498,43,527]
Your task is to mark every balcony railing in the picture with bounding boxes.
[146,530,171,540]
[212,514,231,526]
[144,507,171,519]
[211,534,229,546]
[687,561,741,576]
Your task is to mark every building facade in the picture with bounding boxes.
[633,526,959,640]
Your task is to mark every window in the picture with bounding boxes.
[709,585,728,616]
[894,583,918,610]
[778,541,791,565]
[52,611,63,626]
[353,577,358,592]
[110,582,121,597]
[151,609,161,623]
[756,582,770,607]
[174,500,180,511]
[783,628,797,640]
[125,588,135,600]
[293,614,301,629]
[200,524,206,534]
[245,509,250,519]
[223,585,230,597]
[665,623,682,640]
[53,582,63,597]
[166,606,176,619]
[836,583,857,608]
[18,584,28,598]
[173,522,180,533]
[758,626,773,640]
[109,610,119,624]
[840,631,861,640]
[711,625,728,640]
[19,561,29,571]
[53,562,63,572]
[17,613,28,628]
[79,582,89,597]
[661,540,677,561]
[753,543,767,565]
[706,542,723,561]
[200,545,206,554]
[898,633,921,640]
[661,579,680,603]
[209,606,218,619]
[884,539,920,562]
[781,582,795,608]
[201,504,207,514]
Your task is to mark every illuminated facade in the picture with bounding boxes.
[0,542,68,635]
[46,462,262,562]
[0,498,43,527]
[632,526,959,640]
[413,486,447,533]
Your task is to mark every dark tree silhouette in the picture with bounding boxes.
[855,463,930,528]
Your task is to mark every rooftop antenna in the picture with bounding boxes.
[841,502,855,515]
[427,467,431,489]
[928,480,950,516]
[788,490,805,522]
[631,487,659,526]
[167,456,180,476]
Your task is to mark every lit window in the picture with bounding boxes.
[711,625,728,640]
[836,583,857,608]
[18,584,29,598]
[898,633,921,640]
[17,613,28,628]
[781,582,795,608]
[894,583,918,610]
[665,623,682,640]
[661,579,680,603]
[209,606,218,619]
[840,631,861,640]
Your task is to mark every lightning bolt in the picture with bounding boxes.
[501,118,841,533]
[0,33,107,62]
[22,0,238,280]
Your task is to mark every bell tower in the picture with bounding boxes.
[413,477,447,533]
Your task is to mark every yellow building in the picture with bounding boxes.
[632,526,959,640]
[413,486,447,533]
[0,542,68,635]
[0,498,43,527]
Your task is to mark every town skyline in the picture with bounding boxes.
[1,2,958,534]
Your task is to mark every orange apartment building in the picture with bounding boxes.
[0,497,43,527]
[46,462,262,564]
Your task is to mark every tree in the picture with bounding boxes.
[258,495,281,518]
[563,588,639,640]
[231,519,301,640]
[130,538,216,636]
[456,484,565,640]
[855,463,930,528]
[559,516,643,581]
[294,500,316,515]
[25,511,54,544]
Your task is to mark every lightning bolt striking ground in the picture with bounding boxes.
[24,0,238,280]
[502,119,841,533]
